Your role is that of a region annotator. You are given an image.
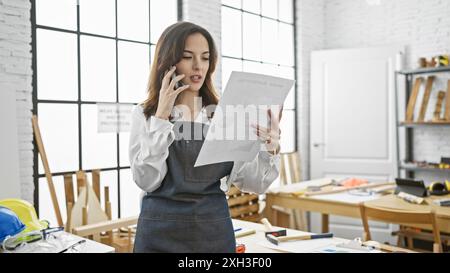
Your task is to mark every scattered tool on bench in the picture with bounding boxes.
[260,218,287,237]
[266,233,334,245]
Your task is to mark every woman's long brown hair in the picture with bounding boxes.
[142,22,219,119]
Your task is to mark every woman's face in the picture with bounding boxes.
[175,33,210,92]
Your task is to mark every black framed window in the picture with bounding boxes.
[32,0,179,225]
[221,0,297,154]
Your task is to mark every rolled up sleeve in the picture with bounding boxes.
[226,151,280,194]
[129,106,174,193]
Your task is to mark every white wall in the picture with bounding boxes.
[0,0,34,202]
[296,0,325,180]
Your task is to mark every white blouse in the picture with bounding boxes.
[129,104,280,195]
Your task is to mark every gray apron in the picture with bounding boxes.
[133,121,235,253]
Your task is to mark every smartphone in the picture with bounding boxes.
[172,71,184,89]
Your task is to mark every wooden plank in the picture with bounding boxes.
[433,91,446,121]
[445,80,450,121]
[31,115,63,227]
[230,203,259,217]
[70,185,108,230]
[105,200,113,241]
[65,202,73,232]
[405,77,423,122]
[304,182,395,196]
[82,206,88,225]
[104,186,110,210]
[76,171,86,197]
[322,214,329,233]
[226,186,242,197]
[92,169,101,202]
[228,194,259,207]
[235,214,261,223]
[64,174,74,216]
[418,76,435,122]
[71,216,139,237]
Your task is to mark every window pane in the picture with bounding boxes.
[279,0,293,23]
[243,61,276,75]
[36,0,77,30]
[37,29,78,101]
[117,0,149,42]
[151,45,156,60]
[99,170,119,219]
[38,104,79,174]
[279,109,295,153]
[81,36,116,102]
[222,57,242,91]
[120,169,142,218]
[277,66,295,110]
[150,0,178,44]
[242,0,260,13]
[278,23,294,66]
[118,41,150,103]
[80,0,116,37]
[119,132,130,167]
[243,13,261,61]
[222,0,241,9]
[261,18,278,64]
[39,176,66,226]
[81,105,117,170]
[221,7,242,58]
[261,0,278,19]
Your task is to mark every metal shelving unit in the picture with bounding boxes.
[394,66,450,178]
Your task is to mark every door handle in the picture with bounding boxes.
[313,143,325,148]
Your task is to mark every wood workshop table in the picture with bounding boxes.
[265,183,450,234]
[231,219,414,253]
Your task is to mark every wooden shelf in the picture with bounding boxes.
[400,164,450,173]
[399,121,450,128]
[398,66,450,75]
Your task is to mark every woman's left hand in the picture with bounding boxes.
[251,108,282,155]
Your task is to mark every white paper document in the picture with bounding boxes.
[194,71,295,167]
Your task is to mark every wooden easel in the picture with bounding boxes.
[32,115,63,227]
[32,115,138,252]
[66,170,136,252]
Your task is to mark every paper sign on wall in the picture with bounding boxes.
[97,103,134,133]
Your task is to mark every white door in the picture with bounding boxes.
[310,46,403,244]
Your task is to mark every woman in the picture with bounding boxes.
[130,22,281,253]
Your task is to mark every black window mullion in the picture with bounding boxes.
[77,1,83,171]
[115,0,122,218]
[31,0,39,216]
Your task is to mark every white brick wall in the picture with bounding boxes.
[182,0,223,90]
[322,0,450,182]
[0,0,33,202]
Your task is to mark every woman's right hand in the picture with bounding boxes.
[155,66,190,120]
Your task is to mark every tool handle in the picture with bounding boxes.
[277,234,311,242]
[278,233,334,242]
[260,218,273,231]
[310,233,334,239]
